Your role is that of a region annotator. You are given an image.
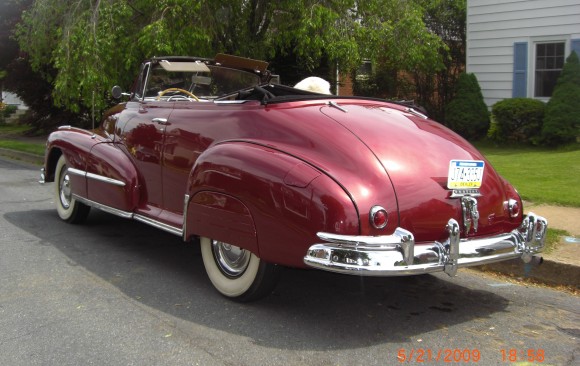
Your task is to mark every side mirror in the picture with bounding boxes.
[111,85,129,99]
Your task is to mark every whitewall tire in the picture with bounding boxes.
[200,237,280,302]
[54,155,90,224]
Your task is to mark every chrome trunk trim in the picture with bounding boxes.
[304,213,547,277]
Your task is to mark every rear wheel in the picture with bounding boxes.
[55,155,90,224]
[200,237,280,302]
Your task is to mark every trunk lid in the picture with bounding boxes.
[320,102,514,242]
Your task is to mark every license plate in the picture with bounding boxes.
[447,160,485,188]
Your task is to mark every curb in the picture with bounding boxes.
[0,147,44,166]
[477,257,580,290]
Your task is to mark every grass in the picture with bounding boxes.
[0,124,31,134]
[0,124,46,156]
[544,228,569,253]
[0,140,46,156]
[474,141,580,207]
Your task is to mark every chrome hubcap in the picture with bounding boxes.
[211,240,251,278]
[59,168,72,209]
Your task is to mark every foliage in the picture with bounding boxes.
[351,0,465,119]
[2,105,18,117]
[413,0,466,121]
[0,104,17,124]
[540,51,580,146]
[3,58,90,133]
[489,98,545,144]
[0,0,32,70]
[12,0,449,124]
[444,73,489,139]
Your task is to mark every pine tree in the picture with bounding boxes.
[444,73,490,140]
[540,51,580,146]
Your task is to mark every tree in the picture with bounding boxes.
[0,0,33,104]
[414,0,466,121]
[351,0,465,119]
[444,73,489,140]
[14,0,448,124]
[540,51,580,146]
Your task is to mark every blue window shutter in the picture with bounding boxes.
[572,39,580,58]
[513,42,528,98]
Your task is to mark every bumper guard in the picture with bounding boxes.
[304,213,547,276]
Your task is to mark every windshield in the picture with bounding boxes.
[143,63,262,101]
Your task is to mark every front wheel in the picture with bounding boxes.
[54,155,90,224]
[200,237,281,302]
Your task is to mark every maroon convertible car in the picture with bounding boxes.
[40,54,547,301]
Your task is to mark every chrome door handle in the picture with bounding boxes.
[152,118,168,125]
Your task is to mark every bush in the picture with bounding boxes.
[489,98,545,144]
[445,73,490,140]
[0,104,18,124]
[3,104,17,117]
[540,51,580,146]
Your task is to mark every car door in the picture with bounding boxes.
[119,100,173,213]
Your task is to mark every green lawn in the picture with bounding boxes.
[475,142,580,207]
[0,124,46,156]
[0,140,46,156]
[0,124,31,134]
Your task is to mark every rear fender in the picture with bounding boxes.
[184,142,359,267]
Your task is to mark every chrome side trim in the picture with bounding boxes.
[86,172,126,187]
[73,195,133,218]
[134,214,183,237]
[304,213,547,277]
[67,168,126,187]
[71,195,183,237]
[67,168,85,177]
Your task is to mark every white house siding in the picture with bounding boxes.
[467,0,580,108]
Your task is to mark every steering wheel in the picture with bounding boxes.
[157,88,200,101]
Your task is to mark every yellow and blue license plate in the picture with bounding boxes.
[447,160,485,188]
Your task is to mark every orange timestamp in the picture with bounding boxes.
[397,348,482,363]
[500,349,545,363]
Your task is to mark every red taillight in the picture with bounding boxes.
[370,206,388,229]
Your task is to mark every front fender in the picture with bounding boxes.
[45,126,140,211]
[184,142,359,268]
[45,127,100,198]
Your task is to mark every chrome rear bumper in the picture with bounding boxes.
[304,213,547,276]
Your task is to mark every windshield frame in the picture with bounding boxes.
[134,56,270,102]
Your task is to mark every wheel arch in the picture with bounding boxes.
[183,141,360,268]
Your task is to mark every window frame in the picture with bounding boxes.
[531,37,569,100]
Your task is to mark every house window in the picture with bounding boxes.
[356,60,372,81]
[534,42,565,97]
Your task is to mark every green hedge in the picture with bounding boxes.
[489,98,545,144]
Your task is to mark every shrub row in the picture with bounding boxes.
[445,51,579,146]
